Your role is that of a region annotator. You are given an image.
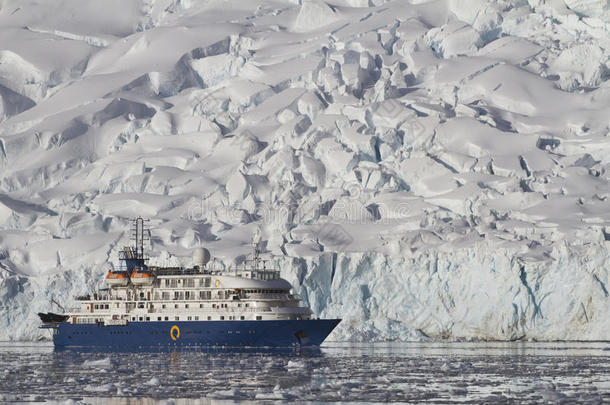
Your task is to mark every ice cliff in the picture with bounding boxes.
[0,0,609,341]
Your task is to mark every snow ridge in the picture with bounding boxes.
[0,0,609,341]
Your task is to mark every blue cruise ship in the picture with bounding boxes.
[38,218,340,347]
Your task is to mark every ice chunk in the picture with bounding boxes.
[563,0,609,17]
[548,44,605,90]
[226,170,250,205]
[293,1,340,32]
[83,358,113,368]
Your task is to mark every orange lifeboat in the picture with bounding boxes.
[105,271,129,286]
[130,269,155,286]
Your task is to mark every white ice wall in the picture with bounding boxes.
[0,0,609,341]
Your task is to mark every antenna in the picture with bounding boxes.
[131,217,150,260]
[253,240,262,270]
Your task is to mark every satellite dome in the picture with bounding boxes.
[192,247,211,268]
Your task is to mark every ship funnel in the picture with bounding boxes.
[192,247,211,268]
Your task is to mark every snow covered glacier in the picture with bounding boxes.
[0,0,609,341]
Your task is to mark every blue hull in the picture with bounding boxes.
[52,319,341,347]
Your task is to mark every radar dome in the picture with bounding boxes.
[192,247,211,268]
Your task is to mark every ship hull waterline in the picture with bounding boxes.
[50,319,341,348]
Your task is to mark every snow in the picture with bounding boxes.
[0,0,609,342]
[82,357,113,368]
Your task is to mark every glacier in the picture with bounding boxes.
[0,0,609,341]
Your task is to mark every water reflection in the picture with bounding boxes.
[0,341,608,403]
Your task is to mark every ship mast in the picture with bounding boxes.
[120,217,150,272]
[131,217,149,261]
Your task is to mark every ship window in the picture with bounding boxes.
[174,292,179,300]
[205,277,211,287]
[187,316,192,321]
[207,316,211,320]
[212,304,216,308]
[146,317,150,321]
[175,317,179,321]
[94,304,98,309]
[175,304,178,308]
[245,304,249,307]
[195,316,199,320]
[200,304,204,308]
[165,279,169,287]
[256,316,262,320]
[165,316,169,321]
[220,316,224,320]
[132,317,135,321]
[157,317,161,321]
[162,304,166,309]
[105,304,109,309]
[139,317,143,321]
[162,292,169,300]
[185,304,189,309]
[240,316,245,320]
[185,291,190,299]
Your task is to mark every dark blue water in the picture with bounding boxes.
[1,342,609,403]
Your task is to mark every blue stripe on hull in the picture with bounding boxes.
[53,319,341,348]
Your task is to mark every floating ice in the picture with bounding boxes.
[82,358,113,368]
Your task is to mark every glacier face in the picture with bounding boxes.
[0,0,609,341]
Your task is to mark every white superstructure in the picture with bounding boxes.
[67,244,312,326]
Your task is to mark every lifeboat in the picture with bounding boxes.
[130,269,155,286]
[105,271,129,286]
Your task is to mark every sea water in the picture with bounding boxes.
[0,341,609,403]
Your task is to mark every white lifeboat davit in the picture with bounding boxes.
[105,271,129,286]
[131,269,155,286]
